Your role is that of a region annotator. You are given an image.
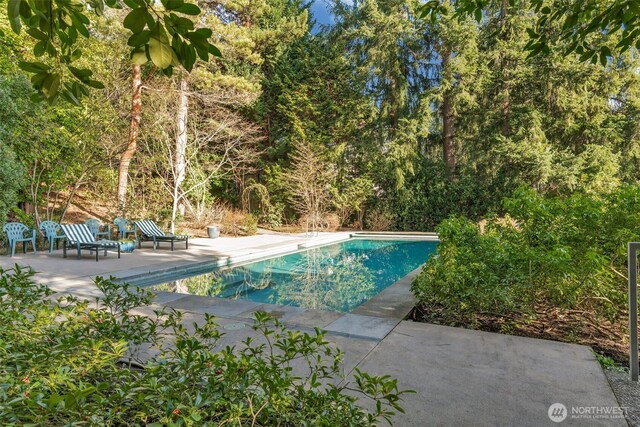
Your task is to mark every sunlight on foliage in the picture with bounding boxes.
[0,266,410,425]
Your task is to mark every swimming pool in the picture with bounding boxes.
[149,238,438,313]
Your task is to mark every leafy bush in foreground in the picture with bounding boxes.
[412,186,640,322]
[0,266,408,426]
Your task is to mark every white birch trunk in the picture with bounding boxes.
[171,77,189,234]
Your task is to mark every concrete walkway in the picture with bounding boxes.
[0,232,625,426]
[355,322,625,426]
[148,295,626,426]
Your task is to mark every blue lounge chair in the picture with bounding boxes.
[113,217,136,239]
[134,220,189,251]
[39,220,66,253]
[3,222,37,257]
[60,224,120,262]
[84,218,111,240]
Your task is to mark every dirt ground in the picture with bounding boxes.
[411,303,628,363]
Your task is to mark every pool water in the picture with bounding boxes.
[150,239,438,312]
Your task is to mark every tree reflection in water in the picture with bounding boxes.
[152,274,225,297]
[272,248,376,312]
[149,239,437,312]
[150,249,375,311]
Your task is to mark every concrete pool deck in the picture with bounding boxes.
[0,231,626,426]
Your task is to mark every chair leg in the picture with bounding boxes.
[95,249,99,262]
[63,244,67,258]
[10,242,15,257]
[186,238,189,249]
[23,242,26,254]
[117,245,121,259]
[31,238,36,254]
[49,239,54,253]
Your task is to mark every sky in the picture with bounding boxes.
[310,0,335,29]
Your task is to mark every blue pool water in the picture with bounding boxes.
[150,239,438,312]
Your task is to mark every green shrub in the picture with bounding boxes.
[0,266,409,425]
[243,213,258,235]
[0,144,25,224]
[260,202,285,229]
[412,186,640,322]
[375,160,496,232]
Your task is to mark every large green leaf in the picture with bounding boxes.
[148,37,174,68]
[7,0,22,33]
[123,0,142,8]
[123,8,147,33]
[180,44,196,71]
[163,0,185,10]
[61,87,81,106]
[169,14,194,33]
[42,73,61,98]
[85,80,105,89]
[194,28,212,38]
[208,44,221,57]
[127,30,150,47]
[175,3,200,15]
[68,66,93,82]
[131,48,148,65]
[70,13,90,37]
[194,45,208,61]
[26,28,48,41]
[18,61,50,73]
[33,40,46,57]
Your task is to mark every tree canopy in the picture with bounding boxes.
[5,0,220,103]
[420,0,640,64]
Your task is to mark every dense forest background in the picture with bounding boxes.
[1,0,639,234]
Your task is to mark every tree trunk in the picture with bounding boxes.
[441,46,456,178]
[59,176,85,223]
[117,64,143,214]
[499,0,511,137]
[171,77,189,233]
